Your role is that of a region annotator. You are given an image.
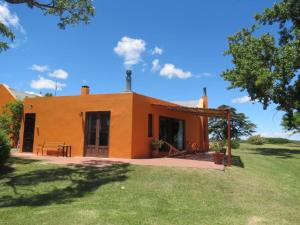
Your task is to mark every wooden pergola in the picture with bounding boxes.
[152,104,232,166]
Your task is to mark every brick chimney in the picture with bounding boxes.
[81,85,90,96]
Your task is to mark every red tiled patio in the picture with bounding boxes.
[11,152,225,170]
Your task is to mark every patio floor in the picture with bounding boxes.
[11,152,225,170]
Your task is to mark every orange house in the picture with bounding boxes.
[18,73,212,159]
[0,84,39,112]
[0,84,39,146]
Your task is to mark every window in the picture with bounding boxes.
[148,114,153,137]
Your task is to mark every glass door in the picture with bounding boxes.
[159,116,185,151]
[85,112,110,157]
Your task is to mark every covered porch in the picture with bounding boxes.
[151,104,232,166]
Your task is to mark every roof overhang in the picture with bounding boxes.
[151,104,229,118]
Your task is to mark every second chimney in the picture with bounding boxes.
[197,87,208,108]
[81,85,90,96]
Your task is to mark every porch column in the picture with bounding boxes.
[227,110,232,166]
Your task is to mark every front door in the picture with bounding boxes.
[23,113,36,152]
[85,112,110,157]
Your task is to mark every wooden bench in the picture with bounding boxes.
[37,141,65,156]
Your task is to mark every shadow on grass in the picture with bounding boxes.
[224,155,244,168]
[0,158,38,179]
[231,155,244,168]
[0,158,129,207]
[251,147,300,159]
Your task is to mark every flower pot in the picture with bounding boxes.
[151,146,160,158]
[220,148,227,155]
[213,152,225,164]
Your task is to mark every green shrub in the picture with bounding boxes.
[265,137,290,144]
[230,140,240,149]
[0,130,10,167]
[247,135,265,145]
[209,140,226,152]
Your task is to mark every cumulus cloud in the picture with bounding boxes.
[151,46,163,55]
[232,96,252,104]
[151,59,161,72]
[114,36,146,67]
[30,77,66,90]
[160,63,192,79]
[49,69,69,79]
[29,64,49,73]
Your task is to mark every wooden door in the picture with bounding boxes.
[85,112,110,157]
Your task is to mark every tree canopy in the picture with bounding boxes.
[209,105,256,141]
[1,0,95,52]
[0,100,24,146]
[222,0,300,132]
[281,111,300,134]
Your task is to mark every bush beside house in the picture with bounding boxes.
[0,130,10,167]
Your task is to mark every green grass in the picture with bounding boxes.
[0,143,299,225]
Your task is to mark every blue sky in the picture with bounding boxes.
[1,0,299,140]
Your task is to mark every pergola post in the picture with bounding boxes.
[227,110,232,166]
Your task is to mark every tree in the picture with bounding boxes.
[0,100,24,147]
[222,0,300,131]
[209,105,256,141]
[1,0,95,52]
[281,112,300,134]
[44,92,53,97]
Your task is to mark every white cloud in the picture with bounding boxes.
[194,72,213,78]
[0,2,19,28]
[172,100,198,107]
[160,63,192,79]
[24,91,42,97]
[29,64,49,73]
[0,2,26,49]
[151,59,161,72]
[200,72,212,76]
[232,96,252,104]
[49,69,69,79]
[114,36,146,67]
[142,63,147,72]
[30,76,66,90]
[151,46,163,55]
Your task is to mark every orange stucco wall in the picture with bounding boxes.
[0,84,16,114]
[131,93,208,158]
[19,91,209,158]
[19,93,134,158]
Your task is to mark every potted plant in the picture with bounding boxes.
[210,141,225,164]
[151,139,164,157]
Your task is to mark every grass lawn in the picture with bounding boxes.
[0,143,299,225]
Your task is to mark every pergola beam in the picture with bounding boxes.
[151,104,228,118]
[227,110,232,166]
